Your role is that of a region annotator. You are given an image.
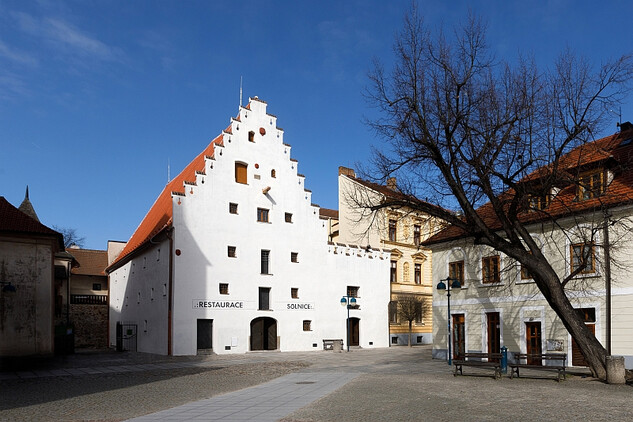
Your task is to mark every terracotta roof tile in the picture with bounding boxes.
[0,196,64,249]
[110,133,223,268]
[319,208,339,219]
[424,128,633,245]
[68,248,108,276]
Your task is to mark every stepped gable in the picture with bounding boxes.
[0,196,64,249]
[110,133,223,268]
[68,248,109,276]
[424,127,633,246]
[109,98,278,270]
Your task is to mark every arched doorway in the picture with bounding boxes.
[250,317,277,351]
[348,317,360,347]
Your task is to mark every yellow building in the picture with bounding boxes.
[337,167,442,345]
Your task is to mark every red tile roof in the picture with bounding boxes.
[109,134,223,268]
[424,128,633,245]
[319,208,339,219]
[0,196,64,249]
[68,248,108,276]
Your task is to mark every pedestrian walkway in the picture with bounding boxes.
[125,371,360,422]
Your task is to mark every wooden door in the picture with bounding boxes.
[452,314,465,359]
[525,322,542,365]
[348,318,360,346]
[572,323,595,367]
[487,312,500,361]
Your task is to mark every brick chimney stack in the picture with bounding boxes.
[387,177,397,190]
[338,166,356,178]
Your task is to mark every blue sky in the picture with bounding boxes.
[1,0,632,250]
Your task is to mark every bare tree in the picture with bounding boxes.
[365,9,633,379]
[396,294,425,347]
[53,226,86,249]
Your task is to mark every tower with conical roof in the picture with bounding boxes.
[18,186,40,222]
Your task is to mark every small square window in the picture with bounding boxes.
[303,320,312,331]
[257,208,269,222]
[228,246,237,258]
[291,288,299,299]
[291,252,298,263]
[285,212,293,223]
[391,337,398,345]
[347,286,359,298]
[219,283,229,295]
[229,203,238,214]
[92,283,102,291]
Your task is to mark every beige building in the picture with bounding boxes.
[425,124,633,368]
[337,167,442,345]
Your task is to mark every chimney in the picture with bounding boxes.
[619,121,633,132]
[387,177,397,190]
[338,166,356,178]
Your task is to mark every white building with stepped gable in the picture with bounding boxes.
[107,98,390,355]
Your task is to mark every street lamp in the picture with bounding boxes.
[436,277,461,365]
[340,295,357,352]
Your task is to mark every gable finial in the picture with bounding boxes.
[25,185,29,200]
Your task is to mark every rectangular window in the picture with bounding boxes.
[229,202,238,214]
[285,212,293,223]
[261,250,270,274]
[291,252,298,263]
[259,287,270,310]
[347,286,359,298]
[389,219,397,242]
[228,246,236,258]
[578,169,604,200]
[219,283,229,295]
[571,243,595,274]
[415,301,423,324]
[291,288,299,299]
[235,162,247,184]
[303,320,311,331]
[414,263,421,284]
[389,301,398,324]
[391,336,398,345]
[92,283,102,291]
[257,208,269,222]
[413,224,421,246]
[390,261,397,283]
[482,255,501,284]
[449,261,464,285]
[528,193,549,210]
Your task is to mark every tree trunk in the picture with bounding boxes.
[537,271,607,379]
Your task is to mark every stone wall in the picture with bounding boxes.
[71,304,108,349]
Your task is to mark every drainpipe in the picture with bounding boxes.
[167,228,174,356]
[603,213,612,355]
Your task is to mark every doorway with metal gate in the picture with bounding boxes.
[250,317,277,351]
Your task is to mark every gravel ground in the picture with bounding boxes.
[281,370,632,422]
[0,361,308,421]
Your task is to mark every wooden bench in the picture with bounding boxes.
[453,352,503,379]
[509,353,566,382]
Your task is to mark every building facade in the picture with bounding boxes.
[107,98,390,356]
[337,169,441,345]
[426,125,633,368]
[0,196,65,356]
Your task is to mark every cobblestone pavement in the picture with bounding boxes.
[1,346,631,422]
